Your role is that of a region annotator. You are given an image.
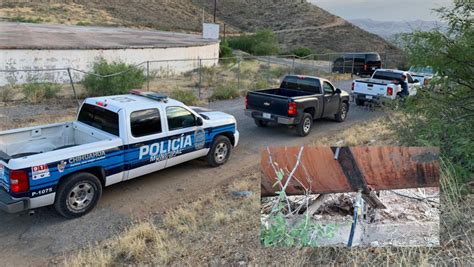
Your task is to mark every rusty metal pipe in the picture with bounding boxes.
[261,147,440,197]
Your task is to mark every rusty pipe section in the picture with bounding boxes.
[261,147,440,197]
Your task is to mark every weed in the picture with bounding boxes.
[211,82,240,101]
[170,89,199,105]
[22,82,60,103]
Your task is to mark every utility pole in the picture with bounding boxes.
[213,0,217,23]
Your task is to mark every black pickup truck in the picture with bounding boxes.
[245,75,350,136]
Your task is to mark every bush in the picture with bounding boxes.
[22,82,60,103]
[211,83,240,101]
[291,47,313,58]
[10,16,42,23]
[82,59,146,96]
[170,89,199,106]
[228,29,280,56]
[255,80,269,90]
[219,40,236,64]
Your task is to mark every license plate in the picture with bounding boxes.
[371,67,376,70]
[263,113,271,119]
[366,95,373,100]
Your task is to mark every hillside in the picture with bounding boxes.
[350,19,448,40]
[1,0,403,57]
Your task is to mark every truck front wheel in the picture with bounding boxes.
[54,172,102,219]
[207,135,232,167]
[296,113,313,137]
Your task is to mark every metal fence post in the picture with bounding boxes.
[198,58,202,100]
[351,55,355,78]
[146,61,150,91]
[292,56,295,73]
[67,68,80,109]
[237,57,241,89]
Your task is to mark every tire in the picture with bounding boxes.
[54,172,102,219]
[254,119,268,127]
[335,102,348,122]
[355,98,365,106]
[296,113,313,137]
[206,135,232,167]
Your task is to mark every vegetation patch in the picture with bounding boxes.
[22,82,61,103]
[170,89,199,106]
[82,59,146,96]
[210,82,240,101]
[228,29,280,56]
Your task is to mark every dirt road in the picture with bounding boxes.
[0,81,382,266]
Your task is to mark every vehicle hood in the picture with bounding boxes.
[340,90,350,97]
[190,107,236,126]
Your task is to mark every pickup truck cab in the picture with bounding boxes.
[245,75,350,136]
[408,66,435,86]
[352,69,420,105]
[0,90,239,218]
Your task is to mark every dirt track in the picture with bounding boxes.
[0,81,383,266]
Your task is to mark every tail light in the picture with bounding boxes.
[245,95,248,109]
[10,170,29,193]
[387,87,393,96]
[288,102,297,116]
[351,82,355,91]
[364,64,368,71]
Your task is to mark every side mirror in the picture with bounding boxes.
[335,88,342,94]
[196,116,203,126]
[414,79,419,83]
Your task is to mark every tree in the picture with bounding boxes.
[394,0,473,182]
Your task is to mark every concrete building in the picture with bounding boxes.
[0,22,220,85]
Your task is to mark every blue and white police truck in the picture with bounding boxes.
[0,90,239,218]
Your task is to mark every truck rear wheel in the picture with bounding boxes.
[296,113,313,137]
[254,119,268,127]
[54,172,102,219]
[207,135,232,167]
[335,102,348,122]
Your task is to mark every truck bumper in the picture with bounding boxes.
[245,109,297,125]
[0,189,29,213]
[353,93,394,103]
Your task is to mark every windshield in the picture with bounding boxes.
[78,103,119,136]
[366,53,381,62]
[409,66,434,74]
[281,76,321,93]
[372,71,403,81]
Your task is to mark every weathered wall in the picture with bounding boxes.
[0,43,219,85]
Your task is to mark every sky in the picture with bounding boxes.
[310,0,453,21]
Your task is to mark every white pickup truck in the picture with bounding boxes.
[0,90,239,218]
[408,66,435,86]
[352,69,420,105]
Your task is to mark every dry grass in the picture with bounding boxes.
[313,117,397,146]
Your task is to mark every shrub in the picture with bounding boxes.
[219,40,236,64]
[170,89,199,105]
[211,82,240,101]
[82,59,146,96]
[255,80,269,90]
[0,85,16,102]
[228,29,280,56]
[10,16,43,23]
[22,82,60,103]
[291,47,313,58]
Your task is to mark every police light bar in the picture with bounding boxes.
[130,89,168,102]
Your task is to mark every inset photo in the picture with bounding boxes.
[260,146,440,247]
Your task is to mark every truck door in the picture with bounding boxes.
[125,108,168,180]
[164,106,208,168]
[322,81,340,118]
[406,73,418,96]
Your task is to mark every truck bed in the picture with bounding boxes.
[0,121,114,159]
[247,88,315,116]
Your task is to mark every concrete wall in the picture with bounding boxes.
[0,43,219,85]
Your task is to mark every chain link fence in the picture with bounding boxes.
[0,52,405,106]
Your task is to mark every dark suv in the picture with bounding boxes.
[332,52,382,76]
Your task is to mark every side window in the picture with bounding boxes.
[130,109,162,137]
[406,73,414,83]
[166,106,196,131]
[323,81,334,94]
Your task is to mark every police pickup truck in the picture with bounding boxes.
[245,75,350,136]
[352,69,420,105]
[0,90,239,218]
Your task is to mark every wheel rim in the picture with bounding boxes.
[214,142,229,163]
[341,105,347,120]
[67,182,95,212]
[303,118,311,133]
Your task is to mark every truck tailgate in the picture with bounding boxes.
[354,80,391,97]
[247,91,290,117]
